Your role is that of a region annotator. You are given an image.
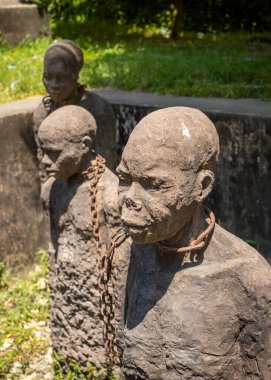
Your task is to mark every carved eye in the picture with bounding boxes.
[118,174,131,188]
[43,73,50,81]
[141,178,161,191]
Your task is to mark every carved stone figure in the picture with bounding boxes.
[113,107,271,379]
[33,39,117,176]
[38,105,120,369]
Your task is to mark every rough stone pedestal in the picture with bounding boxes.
[0,97,47,272]
[0,0,50,44]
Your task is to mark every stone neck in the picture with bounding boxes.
[57,86,84,107]
[43,85,85,112]
[68,151,96,182]
[160,205,209,249]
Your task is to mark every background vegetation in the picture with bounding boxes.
[0,252,116,379]
[0,251,51,379]
[0,1,270,102]
[1,32,271,103]
[35,0,271,36]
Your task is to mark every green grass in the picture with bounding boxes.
[0,250,51,379]
[0,33,271,103]
[54,355,118,380]
[0,252,117,379]
[0,38,48,103]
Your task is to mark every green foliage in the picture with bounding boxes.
[35,0,271,34]
[53,352,118,380]
[36,0,123,23]
[0,37,48,103]
[0,34,271,103]
[0,262,9,289]
[0,251,50,378]
[78,36,271,99]
[0,251,118,379]
[36,249,49,276]
[180,0,271,33]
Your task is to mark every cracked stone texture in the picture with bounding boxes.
[49,167,120,368]
[113,107,271,379]
[0,111,47,270]
[38,105,121,368]
[114,228,271,380]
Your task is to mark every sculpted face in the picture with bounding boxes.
[43,50,78,103]
[118,146,198,244]
[38,106,96,180]
[40,135,88,180]
[117,107,219,244]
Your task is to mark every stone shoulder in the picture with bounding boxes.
[213,224,270,269]
[207,223,271,294]
[32,101,48,131]
[81,91,115,119]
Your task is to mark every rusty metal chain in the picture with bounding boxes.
[98,228,129,368]
[82,153,129,370]
[82,153,111,356]
[157,207,215,254]
[82,152,106,246]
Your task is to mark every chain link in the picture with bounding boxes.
[98,228,129,368]
[157,207,215,254]
[83,153,128,370]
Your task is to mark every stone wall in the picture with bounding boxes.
[0,97,47,271]
[0,92,270,268]
[0,0,49,44]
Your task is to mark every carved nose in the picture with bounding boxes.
[41,154,51,166]
[125,197,142,211]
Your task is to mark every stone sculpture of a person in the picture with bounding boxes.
[33,39,117,177]
[113,107,271,380]
[38,105,120,370]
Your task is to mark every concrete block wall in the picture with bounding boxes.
[0,97,47,271]
[0,0,49,44]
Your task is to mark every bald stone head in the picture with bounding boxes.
[38,105,96,180]
[43,40,84,103]
[117,107,219,244]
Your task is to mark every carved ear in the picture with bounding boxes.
[195,170,214,203]
[82,136,92,153]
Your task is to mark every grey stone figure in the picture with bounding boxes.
[113,107,271,380]
[33,39,117,178]
[38,105,120,370]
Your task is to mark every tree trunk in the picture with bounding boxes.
[171,0,184,39]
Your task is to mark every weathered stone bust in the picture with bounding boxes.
[114,107,271,379]
[33,39,117,175]
[38,105,120,369]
